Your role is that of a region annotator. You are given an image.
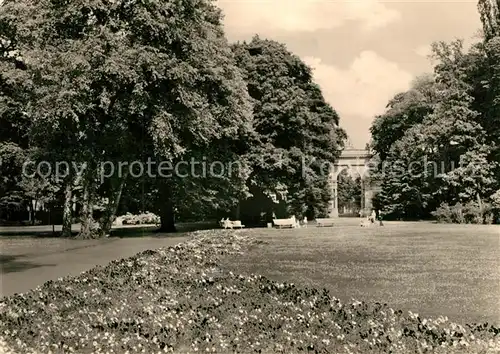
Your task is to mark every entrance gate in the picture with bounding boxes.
[329,148,380,217]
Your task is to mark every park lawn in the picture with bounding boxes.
[222,222,500,326]
[1,228,499,353]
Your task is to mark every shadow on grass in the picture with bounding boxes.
[0,254,56,274]
[112,222,220,238]
[0,221,221,239]
[0,231,60,237]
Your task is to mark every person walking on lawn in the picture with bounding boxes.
[377,210,384,226]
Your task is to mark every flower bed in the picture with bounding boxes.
[0,230,499,353]
[120,212,160,225]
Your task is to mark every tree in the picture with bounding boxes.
[377,124,438,219]
[374,38,498,220]
[0,143,27,221]
[478,0,500,40]
[469,3,500,190]
[337,170,361,214]
[232,36,346,222]
[370,74,440,162]
[0,0,254,237]
[429,40,497,205]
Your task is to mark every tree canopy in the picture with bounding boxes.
[0,2,348,234]
[232,37,346,222]
[0,0,256,236]
[370,4,500,222]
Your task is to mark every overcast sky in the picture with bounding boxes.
[217,0,483,148]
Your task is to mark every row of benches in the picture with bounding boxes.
[273,218,335,228]
[220,218,336,229]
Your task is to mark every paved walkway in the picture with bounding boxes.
[0,235,188,297]
[0,221,218,236]
[0,223,157,236]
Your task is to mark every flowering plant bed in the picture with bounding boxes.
[119,212,160,225]
[0,230,499,353]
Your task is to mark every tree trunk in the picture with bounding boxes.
[158,198,176,232]
[265,208,274,224]
[62,181,73,237]
[155,181,177,233]
[32,200,37,226]
[99,174,127,237]
[77,179,97,239]
[235,201,241,220]
[28,201,33,225]
[477,192,484,223]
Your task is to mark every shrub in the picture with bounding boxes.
[491,190,500,208]
[432,203,453,223]
[121,212,136,224]
[484,212,494,224]
[136,211,160,224]
[121,212,160,225]
[480,203,494,225]
[490,190,500,224]
[433,202,494,224]
[463,202,482,224]
[451,203,466,223]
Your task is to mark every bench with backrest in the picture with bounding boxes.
[273,216,297,229]
[315,218,335,227]
[220,219,245,229]
[231,220,245,229]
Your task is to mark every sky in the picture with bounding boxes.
[217,0,483,148]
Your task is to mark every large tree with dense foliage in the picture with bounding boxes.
[371,27,500,221]
[370,74,441,163]
[232,37,346,223]
[0,0,253,236]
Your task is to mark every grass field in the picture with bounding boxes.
[222,221,500,326]
[1,224,499,353]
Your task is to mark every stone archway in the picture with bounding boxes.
[329,148,380,217]
[335,167,362,216]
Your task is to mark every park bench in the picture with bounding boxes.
[273,216,297,229]
[220,219,245,229]
[315,218,335,227]
[231,220,245,229]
